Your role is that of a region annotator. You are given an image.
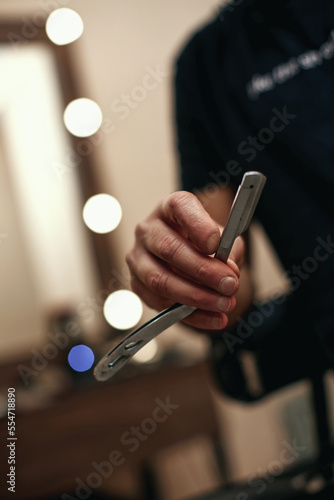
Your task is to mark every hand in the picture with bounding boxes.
[126,191,245,330]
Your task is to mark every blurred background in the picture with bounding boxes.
[0,1,333,499]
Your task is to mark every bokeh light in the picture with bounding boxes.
[133,339,158,363]
[82,194,122,234]
[63,98,102,137]
[46,8,84,46]
[103,290,143,330]
[68,344,95,372]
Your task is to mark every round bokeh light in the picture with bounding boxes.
[103,290,143,330]
[68,344,95,372]
[63,98,102,137]
[46,8,84,46]
[133,339,158,363]
[82,194,122,234]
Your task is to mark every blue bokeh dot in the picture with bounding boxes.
[68,345,95,372]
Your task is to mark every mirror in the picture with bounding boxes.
[0,38,104,361]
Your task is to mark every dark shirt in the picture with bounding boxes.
[174,0,334,364]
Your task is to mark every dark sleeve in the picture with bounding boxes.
[174,40,226,193]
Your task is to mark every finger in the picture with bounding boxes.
[132,276,228,331]
[229,236,246,268]
[131,276,174,311]
[182,309,228,330]
[225,259,240,279]
[160,191,221,254]
[127,247,236,313]
[138,218,239,296]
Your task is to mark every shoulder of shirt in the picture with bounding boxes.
[175,3,245,71]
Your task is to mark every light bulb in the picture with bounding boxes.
[103,290,143,330]
[46,8,84,46]
[64,98,102,137]
[82,194,122,234]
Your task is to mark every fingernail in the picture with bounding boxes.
[212,316,223,329]
[219,277,237,295]
[217,296,231,312]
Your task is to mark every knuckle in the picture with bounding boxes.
[147,270,170,295]
[135,220,148,240]
[194,261,211,282]
[191,215,207,231]
[165,190,194,214]
[156,234,183,262]
[189,289,205,308]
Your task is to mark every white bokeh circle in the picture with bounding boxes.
[63,98,102,137]
[103,290,143,330]
[83,194,122,234]
[46,8,84,46]
[133,339,158,363]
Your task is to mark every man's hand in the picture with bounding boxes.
[126,190,246,330]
